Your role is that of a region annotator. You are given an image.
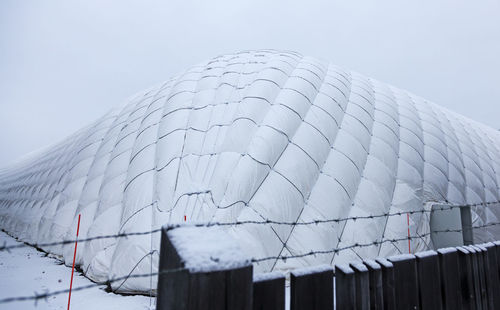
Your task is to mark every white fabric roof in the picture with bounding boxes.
[1,50,500,293]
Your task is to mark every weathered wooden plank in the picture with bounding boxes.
[437,247,461,310]
[350,262,370,310]
[157,227,189,310]
[335,264,356,310]
[375,258,396,310]
[484,242,500,309]
[188,270,226,310]
[363,259,384,310]
[387,254,419,310]
[156,225,252,310]
[290,265,333,310]
[472,245,490,310]
[457,246,476,310]
[226,266,253,310]
[253,272,285,310]
[415,250,443,310]
[465,246,483,310]
[494,241,500,283]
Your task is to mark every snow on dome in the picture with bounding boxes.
[1,50,500,293]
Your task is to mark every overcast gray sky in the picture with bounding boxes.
[1,0,500,166]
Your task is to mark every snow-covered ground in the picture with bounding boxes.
[0,229,296,309]
[0,231,152,310]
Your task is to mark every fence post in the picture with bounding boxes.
[363,259,384,310]
[494,241,500,282]
[456,246,476,309]
[290,265,333,310]
[415,250,443,310]
[156,225,253,310]
[387,254,419,310]
[460,205,473,245]
[350,262,370,310]
[437,247,461,310]
[375,258,396,310]
[253,272,285,310]
[464,246,483,310]
[471,245,490,309]
[484,242,500,309]
[335,264,356,310]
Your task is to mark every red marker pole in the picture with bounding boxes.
[407,213,411,254]
[67,214,81,310]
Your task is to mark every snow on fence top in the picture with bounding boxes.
[253,271,285,282]
[335,263,355,274]
[290,264,332,277]
[350,262,368,273]
[363,259,381,270]
[388,253,415,262]
[437,247,457,255]
[167,225,251,273]
[415,250,438,258]
[375,258,393,269]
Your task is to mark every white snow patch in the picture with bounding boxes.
[363,259,380,270]
[253,271,285,282]
[464,246,477,253]
[387,253,415,262]
[290,264,332,277]
[0,230,151,310]
[375,258,393,268]
[437,247,457,254]
[335,264,354,274]
[482,242,495,248]
[473,245,486,251]
[350,263,368,272]
[167,225,250,273]
[415,250,437,258]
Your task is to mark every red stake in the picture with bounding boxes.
[184,215,186,222]
[67,214,81,310]
[407,213,411,254]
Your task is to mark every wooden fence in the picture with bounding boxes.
[156,224,500,310]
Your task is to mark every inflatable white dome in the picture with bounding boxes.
[1,50,500,293]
